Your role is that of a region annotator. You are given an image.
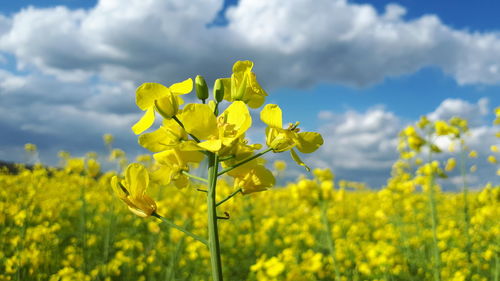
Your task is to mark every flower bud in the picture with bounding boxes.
[213,78,224,103]
[195,75,208,101]
[155,92,178,119]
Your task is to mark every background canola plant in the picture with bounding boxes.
[1,61,499,281]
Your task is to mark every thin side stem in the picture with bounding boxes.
[152,213,208,246]
[217,148,273,176]
[218,155,236,162]
[216,188,242,207]
[182,171,208,183]
[207,153,224,281]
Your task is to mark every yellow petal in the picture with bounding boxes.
[174,175,190,189]
[170,78,193,95]
[290,148,311,172]
[131,195,157,215]
[296,132,324,153]
[155,92,178,118]
[151,165,173,185]
[178,140,205,151]
[220,78,232,102]
[233,60,254,73]
[260,104,283,128]
[138,127,173,152]
[111,176,128,200]
[198,139,223,152]
[248,72,267,96]
[125,163,149,197]
[225,101,252,138]
[246,92,265,109]
[127,194,157,217]
[153,150,177,166]
[179,104,217,140]
[178,150,205,163]
[136,83,170,111]
[132,107,155,135]
[241,165,275,194]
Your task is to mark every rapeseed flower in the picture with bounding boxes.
[260,104,323,170]
[178,101,251,153]
[132,79,192,135]
[111,163,157,217]
[220,60,267,108]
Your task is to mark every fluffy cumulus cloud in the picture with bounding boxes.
[1,0,500,87]
[309,98,498,188]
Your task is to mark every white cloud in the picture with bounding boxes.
[310,107,400,185]
[1,0,500,87]
[428,98,489,126]
[309,98,498,188]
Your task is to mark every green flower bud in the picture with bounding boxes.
[155,92,178,119]
[195,75,209,101]
[213,79,224,103]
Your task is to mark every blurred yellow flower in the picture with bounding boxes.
[487,155,497,164]
[273,160,287,172]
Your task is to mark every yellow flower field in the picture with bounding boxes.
[0,151,498,281]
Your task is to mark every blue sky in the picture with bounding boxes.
[0,0,498,187]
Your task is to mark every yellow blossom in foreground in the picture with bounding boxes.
[132,79,192,135]
[111,163,157,217]
[220,60,267,108]
[179,101,252,153]
[233,164,275,194]
[260,104,323,170]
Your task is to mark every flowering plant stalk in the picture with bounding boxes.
[110,61,324,280]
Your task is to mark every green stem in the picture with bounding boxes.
[214,102,219,116]
[152,213,208,246]
[217,148,273,176]
[459,143,472,268]
[207,153,224,281]
[320,201,341,281]
[181,171,208,183]
[218,155,236,162]
[172,116,201,143]
[216,188,242,207]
